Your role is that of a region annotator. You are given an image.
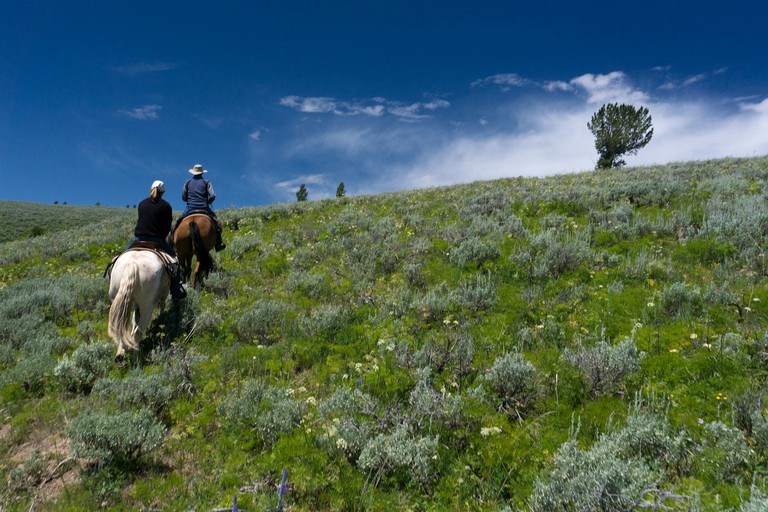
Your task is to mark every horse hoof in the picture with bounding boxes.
[115,354,126,367]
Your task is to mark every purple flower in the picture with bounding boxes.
[279,468,288,496]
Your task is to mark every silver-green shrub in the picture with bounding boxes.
[528,412,689,511]
[447,237,501,267]
[1,352,55,395]
[300,303,354,340]
[93,371,173,414]
[699,421,753,482]
[217,379,305,445]
[455,272,497,312]
[357,424,439,487]
[741,485,768,511]
[515,230,594,279]
[54,341,114,393]
[660,281,702,318]
[562,334,645,397]
[482,352,539,417]
[403,262,427,289]
[227,231,264,260]
[6,449,48,497]
[233,299,288,343]
[287,269,330,299]
[68,408,166,464]
[411,282,458,324]
[316,387,377,461]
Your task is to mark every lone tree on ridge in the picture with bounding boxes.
[296,183,308,202]
[588,103,653,169]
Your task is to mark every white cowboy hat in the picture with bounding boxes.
[151,180,166,192]
[189,164,208,175]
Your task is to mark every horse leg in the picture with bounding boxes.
[192,261,200,289]
[115,341,126,367]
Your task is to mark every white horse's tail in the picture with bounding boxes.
[108,260,140,351]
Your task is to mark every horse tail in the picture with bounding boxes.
[190,221,214,275]
[108,260,140,351]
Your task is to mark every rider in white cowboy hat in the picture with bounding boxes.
[177,164,226,251]
[127,180,187,300]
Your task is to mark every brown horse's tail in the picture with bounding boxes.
[190,221,214,278]
[108,260,139,351]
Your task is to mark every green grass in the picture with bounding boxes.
[0,200,137,243]
[2,156,768,510]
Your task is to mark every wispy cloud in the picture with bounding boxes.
[120,104,162,120]
[660,72,710,90]
[280,95,448,121]
[259,69,768,204]
[472,71,648,104]
[275,173,327,192]
[470,73,533,91]
[110,61,177,76]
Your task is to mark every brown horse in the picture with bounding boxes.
[173,214,216,288]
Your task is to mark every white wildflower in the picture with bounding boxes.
[481,426,502,438]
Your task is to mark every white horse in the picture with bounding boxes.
[108,250,171,366]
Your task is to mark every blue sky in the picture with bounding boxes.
[2,1,767,207]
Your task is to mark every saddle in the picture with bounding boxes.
[173,210,222,233]
[103,247,180,280]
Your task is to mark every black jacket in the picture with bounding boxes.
[134,197,173,238]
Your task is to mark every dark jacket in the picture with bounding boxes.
[134,197,173,238]
[182,176,216,209]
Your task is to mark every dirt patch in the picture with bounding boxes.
[7,431,81,504]
[0,422,11,443]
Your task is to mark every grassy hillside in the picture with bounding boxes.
[0,201,137,243]
[2,156,768,510]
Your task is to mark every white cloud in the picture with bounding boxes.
[280,96,338,114]
[741,97,768,114]
[394,108,595,190]
[543,80,572,92]
[121,104,162,120]
[249,129,262,141]
[682,74,707,87]
[378,92,768,193]
[388,99,450,121]
[568,72,648,104]
[270,70,768,201]
[470,70,649,105]
[280,95,448,120]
